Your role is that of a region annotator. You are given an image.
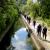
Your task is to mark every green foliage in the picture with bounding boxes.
[21,0,40,19]
[20,0,50,26]
[38,0,50,19]
[0,0,50,33]
[0,0,19,33]
[14,17,26,32]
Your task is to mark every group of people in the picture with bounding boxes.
[24,15,31,24]
[37,24,47,40]
[24,15,47,40]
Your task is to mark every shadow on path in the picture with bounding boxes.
[43,40,50,43]
[39,37,50,43]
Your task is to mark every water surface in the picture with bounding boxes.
[10,28,33,50]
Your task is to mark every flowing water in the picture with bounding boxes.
[9,27,33,50]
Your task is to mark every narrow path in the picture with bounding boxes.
[22,15,50,50]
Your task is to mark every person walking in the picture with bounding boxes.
[33,20,36,28]
[37,24,42,37]
[24,15,26,19]
[28,28,32,37]
[42,26,47,40]
[27,16,31,24]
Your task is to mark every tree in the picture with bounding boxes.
[21,0,40,19]
[0,0,19,33]
[38,0,50,19]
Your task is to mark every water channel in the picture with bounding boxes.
[8,27,34,50]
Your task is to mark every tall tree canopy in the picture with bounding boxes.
[0,0,19,33]
[38,0,50,19]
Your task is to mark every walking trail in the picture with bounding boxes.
[22,15,50,50]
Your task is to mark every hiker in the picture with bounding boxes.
[42,26,47,40]
[27,28,32,37]
[28,17,31,24]
[33,20,36,28]
[24,15,26,18]
[37,24,42,37]
[27,16,31,24]
[26,16,28,22]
